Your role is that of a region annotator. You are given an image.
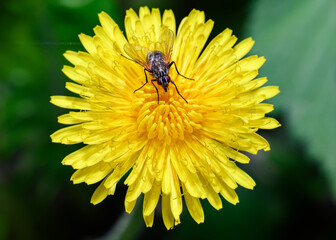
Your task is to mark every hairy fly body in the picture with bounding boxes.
[122,29,193,104]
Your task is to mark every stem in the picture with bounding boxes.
[95,197,144,240]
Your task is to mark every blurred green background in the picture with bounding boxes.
[0,0,335,239]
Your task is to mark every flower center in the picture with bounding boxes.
[134,96,203,142]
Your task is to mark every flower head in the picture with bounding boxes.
[51,7,280,229]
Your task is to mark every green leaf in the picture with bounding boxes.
[246,0,336,195]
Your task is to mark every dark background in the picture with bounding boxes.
[1,0,335,239]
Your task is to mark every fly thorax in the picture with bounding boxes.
[147,51,164,62]
[147,51,168,78]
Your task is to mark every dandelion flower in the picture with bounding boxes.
[51,7,280,229]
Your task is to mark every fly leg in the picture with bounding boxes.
[134,68,151,93]
[151,79,160,104]
[171,80,188,104]
[169,61,194,81]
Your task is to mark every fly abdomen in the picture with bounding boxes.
[152,65,168,78]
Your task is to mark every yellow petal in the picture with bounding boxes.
[71,161,111,184]
[219,184,239,205]
[57,113,86,125]
[91,180,115,205]
[93,26,114,51]
[125,198,137,213]
[125,169,153,203]
[239,55,266,72]
[198,174,222,210]
[162,9,176,34]
[233,37,255,60]
[50,124,89,144]
[83,129,120,145]
[78,33,97,56]
[143,210,155,227]
[65,82,94,98]
[98,11,118,42]
[62,66,89,85]
[242,77,268,92]
[251,86,280,100]
[125,8,140,41]
[250,117,281,129]
[162,194,174,230]
[170,174,182,220]
[219,144,251,164]
[62,143,109,168]
[63,51,94,67]
[182,184,204,224]
[139,6,150,20]
[143,181,161,216]
[227,166,256,189]
[104,154,138,189]
[151,8,161,38]
[50,96,101,110]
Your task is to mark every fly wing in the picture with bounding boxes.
[123,43,151,69]
[157,29,174,64]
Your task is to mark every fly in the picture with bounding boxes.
[122,29,193,104]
